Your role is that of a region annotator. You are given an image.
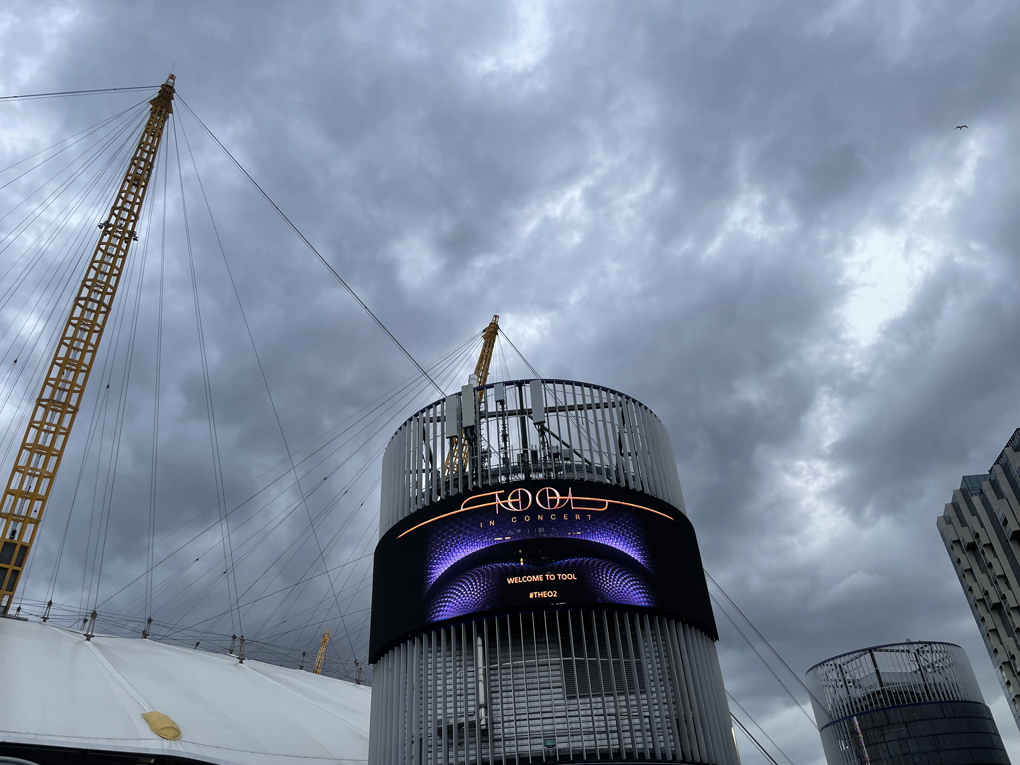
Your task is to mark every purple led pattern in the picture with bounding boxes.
[425,509,650,588]
[427,557,654,622]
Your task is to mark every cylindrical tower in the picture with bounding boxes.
[806,641,1011,765]
[369,379,739,765]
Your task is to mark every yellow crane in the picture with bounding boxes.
[0,75,176,613]
[445,315,499,476]
[313,630,330,675]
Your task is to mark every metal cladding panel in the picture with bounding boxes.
[380,380,685,536]
[368,611,739,765]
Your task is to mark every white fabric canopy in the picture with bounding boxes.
[0,618,370,764]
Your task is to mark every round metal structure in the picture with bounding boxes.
[806,641,1010,765]
[369,379,739,765]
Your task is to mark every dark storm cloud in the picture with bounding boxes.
[0,1,1018,762]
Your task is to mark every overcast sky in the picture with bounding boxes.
[0,2,1018,763]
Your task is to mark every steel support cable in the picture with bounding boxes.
[0,103,137,178]
[145,379,423,626]
[496,333,511,383]
[316,523,378,669]
[730,712,781,765]
[16,377,114,611]
[222,606,375,654]
[245,480,381,630]
[147,545,380,644]
[727,692,797,765]
[0,113,150,402]
[89,333,480,613]
[0,85,160,103]
[346,612,375,670]
[206,342,462,625]
[96,330,480,608]
[114,428,378,626]
[76,122,166,616]
[0,99,148,191]
[0,185,133,579]
[215,481,379,632]
[275,332,481,648]
[237,471,381,639]
[88,144,166,618]
[706,570,827,712]
[0,103,145,238]
[325,582,375,672]
[159,549,382,640]
[709,591,815,727]
[239,532,377,610]
[9,117,143,609]
[0,107,149,320]
[111,328,461,630]
[175,412,397,643]
[0,103,147,254]
[42,200,154,606]
[83,186,157,613]
[171,117,243,637]
[146,119,171,626]
[165,443,392,636]
[219,526,375,640]
[0,125,145,494]
[50,538,380,651]
[334,594,374,657]
[498,326,541,378]
[347,598,375,657]
[177,115,357,662]
[268,538,377,652]
[0,136,136,352]
[0,349,23,392]
[230,337,481,630]
[176,97,444,397]
[144,335,476,620]
[147,612,378,663]
[56,127,160,614]
[81,383,115,615]
[254,475,383,645]
[0,117,144,419]
[443,337,484,392]
[96,393,397,619]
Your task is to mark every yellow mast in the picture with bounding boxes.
[0,75,176,614]
[445,315,499,477]
[472,315,500,389]
[313,630,330,675]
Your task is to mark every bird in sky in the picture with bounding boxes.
[955,125,968,130]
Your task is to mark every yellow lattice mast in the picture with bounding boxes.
[472,315,500,390]
[0,75,176,614]
[445,315,499,476]
[313,630,330,674]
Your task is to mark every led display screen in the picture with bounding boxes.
[370,479,716,661]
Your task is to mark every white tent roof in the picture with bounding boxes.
[0,617,370,765]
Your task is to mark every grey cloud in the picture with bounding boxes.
[0,0,1018,760]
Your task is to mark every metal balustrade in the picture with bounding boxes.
[805,642,1008,765]
[380,380,685,535]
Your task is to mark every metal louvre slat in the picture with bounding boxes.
[665,618,697,762]
[373,613,736,765]
[652,616,680,760]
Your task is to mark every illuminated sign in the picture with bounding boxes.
[370,479,715,662]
